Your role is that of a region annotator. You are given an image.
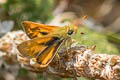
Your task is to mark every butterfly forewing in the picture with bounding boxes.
[22,21,61,39]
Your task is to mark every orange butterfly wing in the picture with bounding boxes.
[36,38,63,66]
[22,21,61,39]
[17,36,64,67]
[17,37,52,58]
[18,21,65,67]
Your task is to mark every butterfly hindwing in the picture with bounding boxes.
[36,38,64,66]
[17,37,52,58]
[22,21,61,39]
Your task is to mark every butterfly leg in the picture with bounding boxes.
[69,37,74,47]
[65,39,69,54]
[70,38,77,48]
[65,37,73,54]
[55,53,60,60]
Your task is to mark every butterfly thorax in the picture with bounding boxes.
[49,25,77,40]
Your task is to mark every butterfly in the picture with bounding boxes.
[17,21,77,68]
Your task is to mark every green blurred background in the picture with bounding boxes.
[0,0,120,80]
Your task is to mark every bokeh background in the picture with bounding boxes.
[0,0,120,80]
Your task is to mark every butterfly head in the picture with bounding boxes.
[66,25,77,36]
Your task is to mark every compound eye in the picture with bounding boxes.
[67,30,73,35]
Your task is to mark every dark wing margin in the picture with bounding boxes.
[36,37,64,67]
